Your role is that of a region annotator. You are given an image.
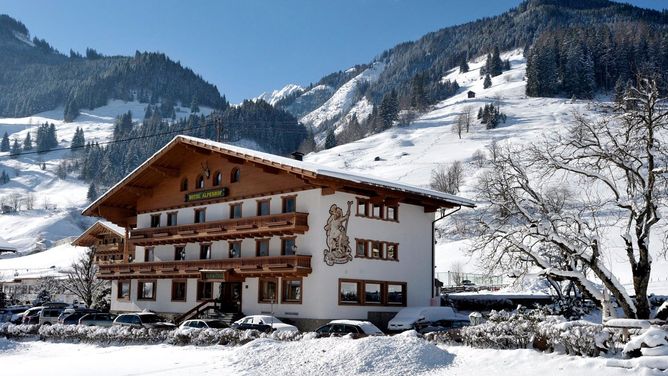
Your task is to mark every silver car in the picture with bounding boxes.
[79,313,117,327]
[113,313,176,329]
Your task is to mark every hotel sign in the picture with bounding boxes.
[185,188,229,202]
[200,270,228,281]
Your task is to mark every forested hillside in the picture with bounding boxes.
[0,14,226,118]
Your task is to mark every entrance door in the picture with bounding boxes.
[218,282,242,313]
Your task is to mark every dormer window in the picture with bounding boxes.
[180,178,188,192]
[231,167,240,183]
[196,175,205,189]
[213,171,222,186]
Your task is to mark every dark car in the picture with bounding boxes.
[58,309,98,325]
[79,313,117,327]
[113,313,176,330]
[315,320,384,339]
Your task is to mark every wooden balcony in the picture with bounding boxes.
[96,254,312,280]
[130,212,309,246]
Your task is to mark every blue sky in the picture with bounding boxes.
[1,0,666,102]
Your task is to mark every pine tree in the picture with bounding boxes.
[87,182,98,202]
[10,139,21,157]
[71,127,85,151]
[483,74,492,89]
[459,57,469,73]
[144,105,153,119]
[491,46,503,76]
[0,132,9,152]
[410,74,428,111]
[64,99,80,123]
[379,90,399,130]
[190,96,200,113]
[324,130,337,150]
[23,132,32,151]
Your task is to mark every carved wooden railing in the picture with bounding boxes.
[96,254,312,279]
[130,212,309,245]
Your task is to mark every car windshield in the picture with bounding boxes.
[139,314,165,324]
[206,321,227,328]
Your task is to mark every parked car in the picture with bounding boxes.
[179,319,229,330]
[113,312,176,330]
[39,306,68,326]
[57,309,99,325]
[79,313,117,327]
[0,306,30,323]
[387,306,469,332]
[315,320,385,339]
[21,307,44,325]
[231,315,298,333]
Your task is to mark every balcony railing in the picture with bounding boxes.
[130,212,309,246]
[96,254,312,280]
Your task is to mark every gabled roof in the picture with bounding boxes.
[83,135,475,225]
[72,220,125,247]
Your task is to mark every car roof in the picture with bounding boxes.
[329,320,383,334]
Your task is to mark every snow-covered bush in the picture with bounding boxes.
[1,323,305,347]
[536,319,614,357]
[623,327,668,358]
[461,309,544,349]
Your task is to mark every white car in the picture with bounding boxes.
[179,319,229,329]
[232,315,298,332]
[315,319,385,338]
[387,306,468,331]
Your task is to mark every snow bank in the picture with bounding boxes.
[230,334,453,376]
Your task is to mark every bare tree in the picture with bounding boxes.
[472,79,668,318]
[453,115,464,139]
[60,248,106,307]
[471,149,487,168]
[25,192,34,210]
[8,192,21,212]
[430,161,464,194]
[463,106,474,133]
[450,262,464,285]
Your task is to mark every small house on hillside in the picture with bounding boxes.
[467,91,476,98]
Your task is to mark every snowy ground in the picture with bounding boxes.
[0,335,657,376]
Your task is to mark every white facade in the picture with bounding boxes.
[110,188,434,321]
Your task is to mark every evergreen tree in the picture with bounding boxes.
[410,74,428,111]
[64,99,80,123]
[459,57,469,73]
[0,132,9,152]
[483,74,493,89]
[71,127,85,151]
[491,46,503,76]
[10,139,21,157]
[23,132,32,151]
[324,130,337,149]
[144,105,153,119]
[379,89,399,130]
[0,171,9,184]
[190,96,200,113]
[87,182,98,202]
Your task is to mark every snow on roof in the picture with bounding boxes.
[85,135,474,217]
[0,243,86,282]
[71,220,124,247]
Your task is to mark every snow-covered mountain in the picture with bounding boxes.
[255,84,303,106]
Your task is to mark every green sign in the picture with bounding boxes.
[185,188,228,202]
[201,271,226,280]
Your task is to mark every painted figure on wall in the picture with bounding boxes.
[323,201,353,266]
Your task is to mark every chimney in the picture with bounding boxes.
[291,152,304,161]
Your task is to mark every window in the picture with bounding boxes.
[372,203,383,218]
[213,170,222,186]
[386,243,398,260]
[256,239,269,257]
[180,178,188,192]
[365,283,382,304]
[228,241,241,258]
[230,203,242,219]
[138,281,156,300]
[281,237,296,256]
[356,199,368,216]
[338,279,406,306]
[200,244,211,260]
[230,167,240,183]
[355,240,367,257]
[282,196,296,213]
[370,241,382,258]
[386,205,398,221]
[174,245,186,261]
[257,199,270,216]
[171,280,187,301]
[258,278,278,303]
[197,281,213,300]
[150,214,160,228]
[282,278,302,304]
[117,281,130,300]
[387,283,406,305]
[194,208,206,223]
[339,281,360,304]
[167,212,178,226]
[196,174,205,189]
[144,247,154,262]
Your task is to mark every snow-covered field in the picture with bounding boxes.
[0,334,654,376]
